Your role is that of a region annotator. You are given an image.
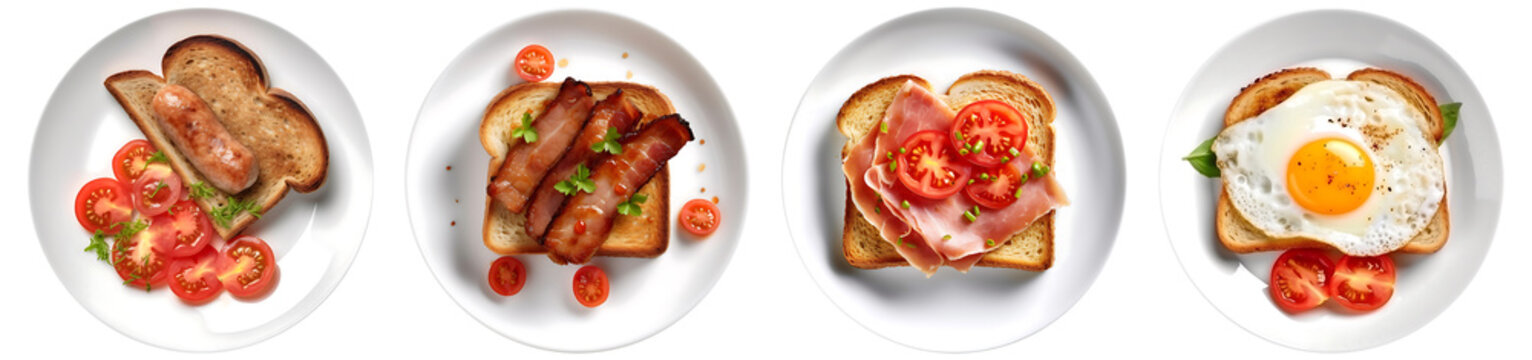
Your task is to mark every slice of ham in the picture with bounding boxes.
[842,80,1068,275]
[525,89,644,239]
[488,77,595,213]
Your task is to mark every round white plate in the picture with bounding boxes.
[782,8,1124,353]
[406,10,746,352]
[1158,9,1501,352]
[28,9,373,352]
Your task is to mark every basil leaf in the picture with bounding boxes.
[1183,136,1220,178]
[1439,102,1461,144]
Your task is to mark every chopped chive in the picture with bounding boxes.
[979,173,990,181]
[973,140,984,152]
[880,121,888,133]
[886,151,893,160]
[973,205,981,216]
[942,234,952,241]
[901,200,910,209]
[986,239,997,247]
[899,147,906,154]
[1008,148,1020,157]
[1031,161,1051,177]
[954,132,964,142]
[964,212,976,222]
[959,148,969,155]
[1001,156,1010,163]
[968,179,975,185]
[888,161,897,172]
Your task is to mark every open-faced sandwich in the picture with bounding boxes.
[838,70,1068,276]
[1183,67,1462,313]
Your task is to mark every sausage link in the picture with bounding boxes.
[151,84,259,194]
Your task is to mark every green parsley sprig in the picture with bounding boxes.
[553,164,595,196]
[511,112,539,143]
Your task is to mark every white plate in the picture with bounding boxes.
[28,9,373,352]
[406,10,746,352]
[782,8,1124,353]
[1158,9,1502,352]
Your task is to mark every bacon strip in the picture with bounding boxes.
[544,115,693,264]
[525,89,644,239]
[488,77,595,213]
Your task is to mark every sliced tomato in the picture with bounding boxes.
[113,220,169,289]
[488,256,527,296]
[1329,255,1396,312]
[153,200,216,258]
[895,130,972,199]
[168,248,223,304]
[514,44,555,82]
[951,100,1028,167]
[131,164,181,217]
[74,178,134,235]
[679,198,722,237]
[964,164,1026,209]
[112,140,157,184]
[1269,249,1333,313]
[218,236,278,298]
[572,265,609,308]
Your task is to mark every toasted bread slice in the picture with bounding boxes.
[1215,68,1449,254]
[104,35,328,239]
[480,81,674,257]
[837,70,1057,271]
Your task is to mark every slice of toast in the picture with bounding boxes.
[837,70,1057,271]
[480,81,674,257]
[1215,67,1449,254]
[104,35,328,239]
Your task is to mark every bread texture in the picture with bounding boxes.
[104,35,328,239]
[837,70,1057,271]
[1215,67,1449,254]
[480,81,674,257]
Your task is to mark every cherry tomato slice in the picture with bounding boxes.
[488,256,527,296]
[514,44,555,82]
[679,198,722,237]
[1329,255,1396,312]
[895,130,972,199]
[218,235,278,298]
[1269,249,1333,313]
[75,178,134,235]
[951,100,1028,168]
[112,139,157,184]
[572,265,609,308]
[113,220,169,289]
[964,164,1025,209]
[168,247,223,304]
[155,200,216,258]
[131,164,181,217]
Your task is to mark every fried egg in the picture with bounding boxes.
[1214,80,1444,256]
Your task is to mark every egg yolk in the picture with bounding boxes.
[1286,138,1374,215]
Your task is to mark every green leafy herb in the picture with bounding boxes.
[553,164,595,196]
[146,181,168,198]
[142,151,168,170]
[590,127,624,155]
[188,181,218,199]
[616,194,648,216]
[1183,136,1220,177]
[1439,102,1461,144]
[115,219,148,241]
[83,230,110,262]
[210,198,263,228]
[511,112,539,143]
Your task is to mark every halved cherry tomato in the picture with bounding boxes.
[896,130,972,199]
[75,178,134,235]
[218,236,278,298]
[1329,255,1396,312]
[154,200,215,258]
[131,164,181,217]
[1269,249,1333,313]
[113,220,169,289]
[488,256,528,296]
[964,164,1025,209]
[112,140,157,184]
[572,265,609,308]
[514,44,555,83]
[168,247,223,304]
[951,100,1028,168]
[679,198,722,237]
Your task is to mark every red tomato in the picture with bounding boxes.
[1269,249,1333,313]
[218,236,278,298]
[964,164,1025,209]
[1328,255,1396,312]
[951,100,1028,167]
[168,248,223,304]
[514,44,555,82]
[113,220,169,289]
[679,198,722,237]
[74,178,134,235]
[572,265,609,308]
[488,257,528,296]
[112,139,157,184]
[155,200,216,258]
[895,130,972,199]
[131,164,182,217]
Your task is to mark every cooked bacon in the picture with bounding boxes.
[488,77,595,213]
[525,89,644,239]
[544,115,693,264]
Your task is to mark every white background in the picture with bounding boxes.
[3,0,1527,358]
